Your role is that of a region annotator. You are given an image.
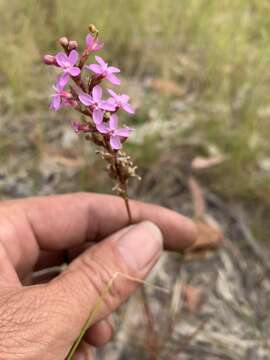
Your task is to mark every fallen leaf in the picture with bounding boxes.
[183,285,204,313]
[191,155,227,170]
[187,222,224,254]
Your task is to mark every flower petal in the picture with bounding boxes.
[93,41,104,51]
[88,64,103,74]
[55,52,68,67]
[93,109,104,124]
[107,97,116,106]
[109,114,118,130]
[122,102,135,114]
[100,100,116,111]
[95,56,107,67]
[68,67,81,77]
[85,34,94,47]
[108,66,121,73]
[79,93,93,106]
[55,75,68,90]
[120,94,130,103]
[106,73,121,85]
[96,122,110,134]
[58,73,70,88]
[92,85,102,102]
[107,89,118,99]
[50,95,61,111]
[110,135,122,150]
[68,50,79,66]
[115,127,133,137]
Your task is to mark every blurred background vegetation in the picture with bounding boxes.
[0,0,270,243]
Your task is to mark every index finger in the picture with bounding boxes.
[21,192,197,250]
[0,193,198,273]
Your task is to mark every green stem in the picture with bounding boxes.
[65,273,169,359]
[65,273,118,360]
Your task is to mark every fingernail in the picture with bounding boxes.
[117,221,163,271]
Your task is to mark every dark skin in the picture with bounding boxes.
[0,192,197,359]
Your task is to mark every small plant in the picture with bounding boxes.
[44,24,140,223]
[44,24,144,359]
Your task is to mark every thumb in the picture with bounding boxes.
[49,221,163,343]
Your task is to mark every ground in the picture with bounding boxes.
[1,98,270,358]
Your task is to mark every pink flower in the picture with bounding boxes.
[79,85,115,124]
[107,89,135,114]
[50,81,71,111]
[85,34,103,52]
[87,56,121,85]
[55,50,81,87]
[72,121,91,134]
[96,114,133,150]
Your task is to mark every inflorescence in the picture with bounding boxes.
[44,25,140,208]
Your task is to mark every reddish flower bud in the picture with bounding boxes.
[59,36,69,47]
[68,40,78,51]
[43,54,56,65]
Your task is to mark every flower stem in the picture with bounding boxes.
[123,195,132,223]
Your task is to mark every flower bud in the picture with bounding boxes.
[43,54,56,65]
[68,40,78,51]
[59,36,69,47]
[88,24,98,34]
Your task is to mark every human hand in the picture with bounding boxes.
[0,193,197,359]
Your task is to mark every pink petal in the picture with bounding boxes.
[55,75,68,90]
[85,35,103,51]
[106,73,121,85]
[110,135,122,150]
[58,73,70,88]
[115,127,133,137]
[55,52,68,67]
[107,97,116,106]
[68,50,79,66]
[50,95,61,111]
[120,94,130,102]
[122,102,135,114]
[68,67,81,77]
[88,64,103,74]
[109,114,118,130]
[93,41,104,51]
[95,56,107,67]
[100,100,116,111]
[79,93,93,106]
[86,34,94,47]
[96,122,110,134]
[108,66,121,73]
[92,85,102,102]
[93,109,104,124]
[107,89,118,99]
